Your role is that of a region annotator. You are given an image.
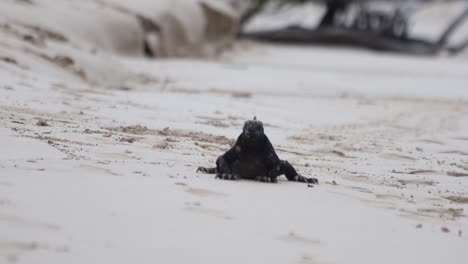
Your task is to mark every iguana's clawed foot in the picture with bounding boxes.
[215,173,239,180]
[292,174,318,184]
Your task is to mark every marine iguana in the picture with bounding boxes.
[197,117,318,184]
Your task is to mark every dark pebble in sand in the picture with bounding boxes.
[36,120,49,126]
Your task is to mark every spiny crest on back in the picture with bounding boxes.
[243,116,264,132]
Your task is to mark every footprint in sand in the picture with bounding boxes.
[391,169,439,176]
[452,137,468,141]
[183,188,230,219]
[79,164,121,176]
[400,207,465,221]
[440,150,468,156]
[279,232,320,246]
[185,188,227,198]
[381,153,417,161]
[350,186,373,193]
[342,175,369,183]
[417,139,445,145]
[397,179,436,186]
[184,205,232,220]
[445,196,468,204]
[0,214,60,230]
[299,255,330,264]
[446,171,468,177]
[0,240,70,253]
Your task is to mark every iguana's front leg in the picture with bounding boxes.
[215,155,240,180]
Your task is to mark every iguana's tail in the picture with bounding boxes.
[196,167,218,174]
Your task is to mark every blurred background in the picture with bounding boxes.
[1,0,467,85]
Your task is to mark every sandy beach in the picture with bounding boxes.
[1,1,468,263]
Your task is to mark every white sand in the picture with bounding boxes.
[1,2,468,264]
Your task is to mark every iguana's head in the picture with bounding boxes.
[243,116,264,141]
